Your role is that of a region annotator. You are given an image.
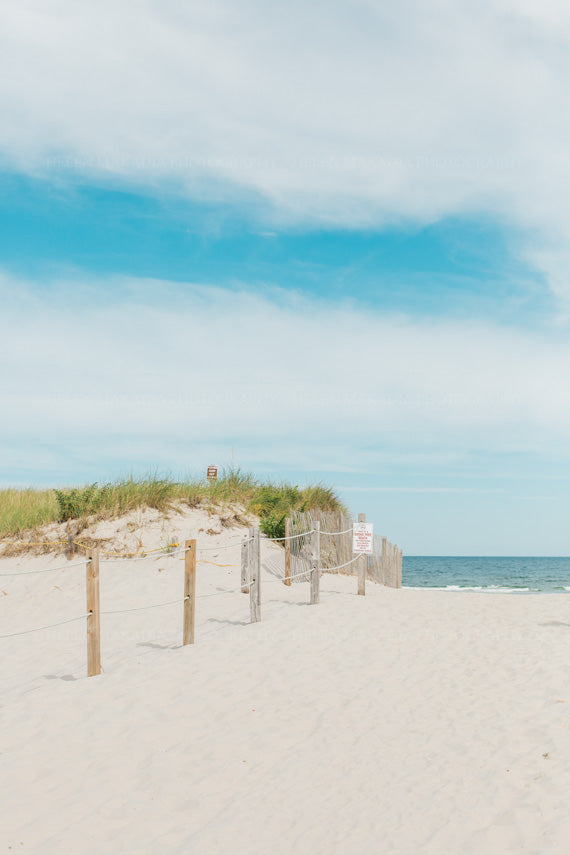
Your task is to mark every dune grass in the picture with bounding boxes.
[0,470,346,541]
[0,488,60,537]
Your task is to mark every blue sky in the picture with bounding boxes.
[0,171,543,320]
[2,0,570,554]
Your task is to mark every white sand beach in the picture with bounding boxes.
[2,510,570,854]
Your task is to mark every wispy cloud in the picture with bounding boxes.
[2,270,570,480]
[1,2,570,300]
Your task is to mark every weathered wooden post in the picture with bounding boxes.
[250,526,261,622]
[86,548,101,677]
[284,517,291,586]
[393,543,399,588]
[381,536,388,586]
[255,527,261,608]
[241,528,253,594]
[183,539,197,645]
[310,520,320,604]
[357,512,366,596]
[396,546,402,588]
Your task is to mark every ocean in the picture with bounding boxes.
[403,556,570,593]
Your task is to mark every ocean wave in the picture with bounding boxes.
[402,584,541,593]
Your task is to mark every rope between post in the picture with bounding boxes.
[263,529,315,542]
[0,612,90,639]
[100,596,190,616]
[0,559,87,577]
[99,546,187,563]
[320,526,354,536]
[323,553,366,572]
[266,569,313,583]
[73,541,181,558]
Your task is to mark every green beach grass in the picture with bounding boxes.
[0,470,345,542]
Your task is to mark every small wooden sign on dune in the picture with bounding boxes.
[207,466,218,481]
[353,522,374,554]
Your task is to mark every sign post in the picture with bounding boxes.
[354,517,373,596]
[352,522,374,555]
[207,466,218,482]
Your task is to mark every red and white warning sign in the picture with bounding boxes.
[353,522,374,555]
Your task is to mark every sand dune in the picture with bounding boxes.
[2,510,570,853]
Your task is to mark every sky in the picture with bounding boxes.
[2,0,570,554]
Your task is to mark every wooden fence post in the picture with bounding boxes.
[310,521,320,604]
[250,527,261,622]
[357,512,366,596]
[86,548,101,677]
[183,539,197,645]
[255,527,261,608]
[284,517,291,586]
[241,528,253,594]
[381,537,388,586]
[397,547,403,588]
[392,544,397,588]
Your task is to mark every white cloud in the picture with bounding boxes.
[2,271,570,478]
[1,1,570,297]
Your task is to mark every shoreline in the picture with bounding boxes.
[403,585,570,593]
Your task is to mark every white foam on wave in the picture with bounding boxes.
[403,584,541,593]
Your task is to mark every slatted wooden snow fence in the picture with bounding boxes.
[286,510,402,588]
